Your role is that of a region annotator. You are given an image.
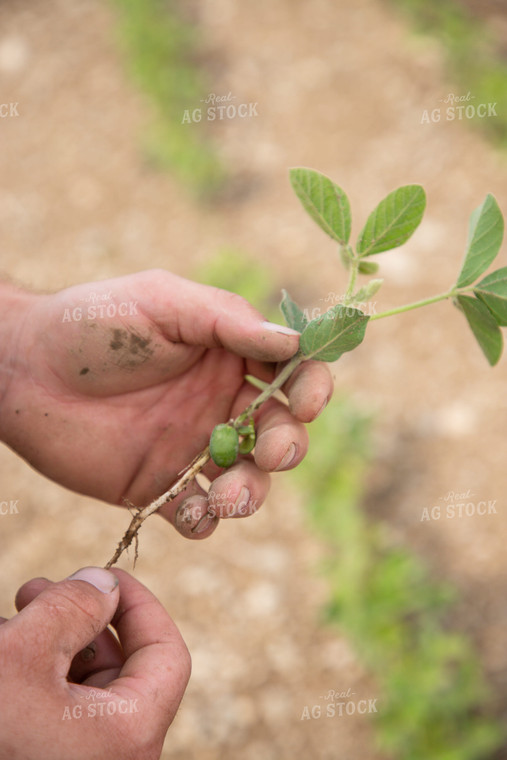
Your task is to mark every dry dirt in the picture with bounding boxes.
[1,1,507,758]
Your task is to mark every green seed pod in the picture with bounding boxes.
[209,423,239,468]
[238,416,255,437]
[238,433,256,455]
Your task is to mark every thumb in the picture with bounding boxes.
[143,271,301,362]
[8,567,119,679]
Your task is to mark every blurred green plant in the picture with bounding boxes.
[197,244,505,758]
[389,0,507,146]
[196,247,281,323]
[189,176,507,758]
[109,0,225,196]
[294,399,505,759]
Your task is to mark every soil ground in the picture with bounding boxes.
[1,1,507,758]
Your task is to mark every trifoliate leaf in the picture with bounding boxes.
[357,185,426,257]
[300,305,369,362]
[456,295,503,366]
[473,266,507,326]
[456,195,504,288]
[290,168,351,245]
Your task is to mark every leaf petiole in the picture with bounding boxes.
[234,352,304,425]
[370,286,474,321]
[343,254,360,303]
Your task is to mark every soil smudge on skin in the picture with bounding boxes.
[108,327,154,369]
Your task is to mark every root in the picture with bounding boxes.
[104,446,211,569]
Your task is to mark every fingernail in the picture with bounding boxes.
[233,487,250,517]
[262,321,300,337]
[275,442,297,471]
[191,513,217,535]
[67,567,119,594]
[176,497,206,531]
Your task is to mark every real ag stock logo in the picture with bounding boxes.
[420,92,497,125]
[182,92,258,124]
[300,688,378,721]
[0,499,19,515]
[420,489,498,522]
[302,292,378,323]
[61,291,139,323]
[0,102,19,118]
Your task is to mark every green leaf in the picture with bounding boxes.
[474,267,507,326]
[358,260,379,274]
[456,295,503,366]
[456,194,504,288]
[300,305,370,362]
[356,185,426,257]
[290,168,351,245]
[353,279,384,303]
[280,289,308,333]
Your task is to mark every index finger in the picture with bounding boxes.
[108,570,191,717]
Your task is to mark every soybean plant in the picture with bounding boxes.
[105,168,506,568]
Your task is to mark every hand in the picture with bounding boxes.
[0,567,191,760]
[0,270,332,537]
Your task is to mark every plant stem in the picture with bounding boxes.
[344,253,359,304]
[370,286,472,321]
[104,280,471,568]
[104,350,305,568]
[234,351,304,425]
